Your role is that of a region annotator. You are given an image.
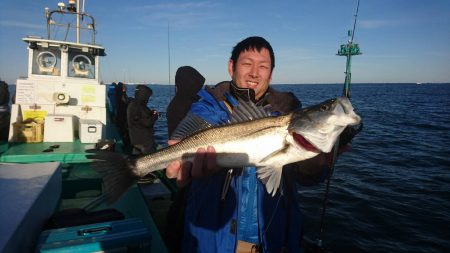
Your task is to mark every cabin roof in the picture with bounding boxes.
[23,36,104,50]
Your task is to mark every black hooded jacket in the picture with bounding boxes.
[127,85,158,148]
[0,81,10,141]
[166,66,205,137]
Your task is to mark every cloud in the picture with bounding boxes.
[133,1,216,11]
[359,19,394,29]
[359,17,421,29]
[125,1,222,28]
[277,47,329,62]
[0,20,44,30]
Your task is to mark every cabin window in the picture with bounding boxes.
[32,47,61,76]
[68,49,95,79]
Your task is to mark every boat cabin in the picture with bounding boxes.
[24,37,104,83]
[8,2,107,144]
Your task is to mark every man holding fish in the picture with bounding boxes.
[165,36,361,253]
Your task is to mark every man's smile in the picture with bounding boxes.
[246,80,258,87]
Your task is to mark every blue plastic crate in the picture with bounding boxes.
[36,218,151,252]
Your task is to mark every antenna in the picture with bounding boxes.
[351,0,360,43]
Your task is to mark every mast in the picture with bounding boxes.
[75,0,80,43]
[337,0,362,98]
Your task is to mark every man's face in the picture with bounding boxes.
[228,48,272,100]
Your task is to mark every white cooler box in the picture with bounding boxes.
[79,119,103,143]
[44,115,74,142]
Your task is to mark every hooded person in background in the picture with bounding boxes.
[107,82,118,120]
[166,66,205,137]
[164,66,205,253]
[127,85,159,155]
[115,82,130,148]
[0,81,11,141]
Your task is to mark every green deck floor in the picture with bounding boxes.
[0,124,168,252]
[0,140,95,163]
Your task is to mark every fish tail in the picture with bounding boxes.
[87,150,139,203]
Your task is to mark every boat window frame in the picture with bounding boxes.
[32,46,62,76]
[67,48,96,79]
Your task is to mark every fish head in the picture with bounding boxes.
[288,96,361,153]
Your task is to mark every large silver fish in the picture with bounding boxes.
[90,96,361,202]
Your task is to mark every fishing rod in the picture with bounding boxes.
[339,0,362,98]
[314,0,362,250]
[168,22,173,92]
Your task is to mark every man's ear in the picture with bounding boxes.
[228,59,234,77]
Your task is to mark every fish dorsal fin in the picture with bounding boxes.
[170,112,213,140]
[229,97,271,124]
[171,98,270,139]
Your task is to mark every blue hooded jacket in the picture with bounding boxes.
[181,82,304,253]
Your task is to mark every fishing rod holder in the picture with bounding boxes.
[337,43,361,56]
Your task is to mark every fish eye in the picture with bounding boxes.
[320,104,330,111]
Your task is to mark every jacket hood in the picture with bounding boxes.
[175,66,205,96]
[134,85,152,105]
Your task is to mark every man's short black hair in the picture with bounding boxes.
[230,36,275,71]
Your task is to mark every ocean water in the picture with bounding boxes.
[139,83,450,253]
[278,84,450,253]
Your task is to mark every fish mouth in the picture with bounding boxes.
[292,132,319,152]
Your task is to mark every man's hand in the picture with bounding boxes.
[166,140,218,187]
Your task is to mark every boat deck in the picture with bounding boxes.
[0,140,96,163]
[1,120,122,163]
[0,125,169,252]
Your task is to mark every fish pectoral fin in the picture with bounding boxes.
[257,145,290,196]
[257,165,283,197]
